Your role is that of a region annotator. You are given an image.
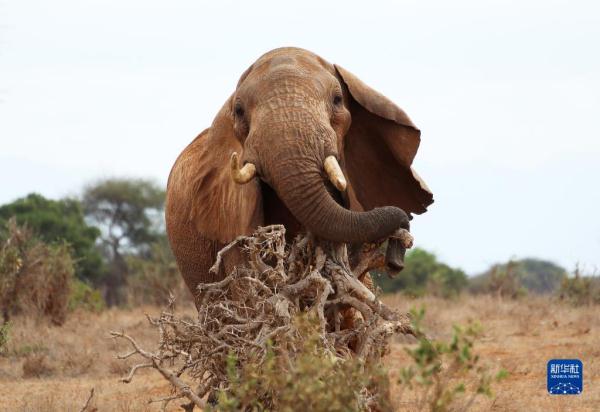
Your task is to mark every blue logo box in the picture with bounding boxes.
[547,359,583,395]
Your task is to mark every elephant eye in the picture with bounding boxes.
[332,94,343,106]
[234,103,245,118]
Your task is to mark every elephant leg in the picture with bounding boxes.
[166,222,227,308]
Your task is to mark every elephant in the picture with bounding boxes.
[165,47,433,302]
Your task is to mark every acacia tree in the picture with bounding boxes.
[82,178,165,306]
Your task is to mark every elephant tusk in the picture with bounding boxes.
[230,152,257,184]
[324,156,347,192]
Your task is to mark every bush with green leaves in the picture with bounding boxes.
[207,309,506,412]
[375,248,467,298]
[68,278,106,312]
[0,321,10,354]
[426,265,469,299]
[398,308,507,411]
[0,193,104,283]
[215,315,393,412]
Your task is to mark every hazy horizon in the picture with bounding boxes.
[1,0,599,275]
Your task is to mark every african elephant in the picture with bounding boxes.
[165,47,433,300]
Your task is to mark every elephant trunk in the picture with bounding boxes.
[269,162,407,244]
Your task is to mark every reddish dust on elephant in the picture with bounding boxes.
[165,47,433,299]
[143,47,435,408]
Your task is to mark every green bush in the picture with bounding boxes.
[214,315,393,412]
[398,307,507,411]
[0,322,10,354]
[68,279,105,312]
[0,193,104,283]
[213,309,506,412]
[375,248,467,298]
[426,265,469,299]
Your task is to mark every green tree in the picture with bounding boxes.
[82,178,165,305]
[0,193,104,283]
[374,248,467,297]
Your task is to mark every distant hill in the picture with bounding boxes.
[469,258,568,295]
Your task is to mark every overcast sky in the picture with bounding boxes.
[1,0,598,275]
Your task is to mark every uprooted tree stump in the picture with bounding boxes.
[111,225,417,410]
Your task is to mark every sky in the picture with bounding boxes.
[1,0,599,275]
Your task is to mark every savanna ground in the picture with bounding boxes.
[1,294,598,411]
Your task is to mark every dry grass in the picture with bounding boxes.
[383,294,600,411]
[1,295,599,411]
[0,305,195,411]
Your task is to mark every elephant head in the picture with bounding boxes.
[166,47,433,289]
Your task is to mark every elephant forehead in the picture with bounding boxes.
[263,70,328,96]
[238,68,333,109]
[269,54,297,67]
[249,49,335,82]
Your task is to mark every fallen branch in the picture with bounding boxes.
[110,329,207,410]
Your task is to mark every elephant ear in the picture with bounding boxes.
[167,95,263,243]
[334,64,433,216]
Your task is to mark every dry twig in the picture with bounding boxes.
[79,388,95,412]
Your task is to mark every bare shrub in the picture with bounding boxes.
[60,348,97,377]
[126,238,193,306]
[558,265,600,306]
[0,219,74,325]
[109,358,132,376]
[22,353,55,378]
[111,225,416,411]
[484,260,525,299]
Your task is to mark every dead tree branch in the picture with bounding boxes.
[111,225,415,409]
